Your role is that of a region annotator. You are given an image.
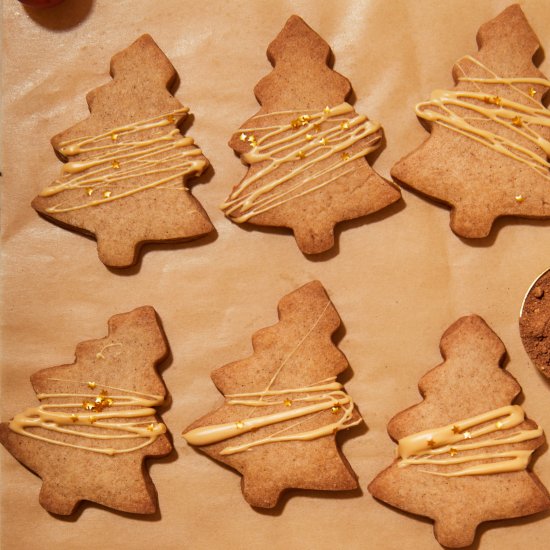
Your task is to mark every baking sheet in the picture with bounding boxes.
[1,1,550,548]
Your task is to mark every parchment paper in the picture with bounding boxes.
[2,1,550,549]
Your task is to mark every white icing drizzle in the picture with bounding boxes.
[8,379,166,456]
[221,102,381,222]
[416,55,550,182]
[39,108,207,213]
[182,300,362,455]
[396,405,543,477]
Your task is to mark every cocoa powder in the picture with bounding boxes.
[520,270,550,378]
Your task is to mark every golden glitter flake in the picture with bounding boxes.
[247,135,257,147]
[323,106,331,115]
[452,425,461,434]
[296,150,306,159]
[319,137,329,146]
[236,421,244,429]
[305,133,314,141]
[103,191,112,199]
[81,391,113,413]
[147,423,155,432]
[111,160,120,169]
[449,447,458,456]
[340,121,350,130]
[331,406,340,414]
[427,438,436,448]
[111,133,118,142]
[239,132,247,141]
[291,114,311,129]
[70,414,78,423]
[515,194,525,203]
[496,421,504,429]
[512,116,523,127]
[87,381,97,389]
[463,431,472,439]
[284,398,292,407]
[86,188,94,196]
[483,95,502,106]
[529,87,537,97]
[341,152,350,161]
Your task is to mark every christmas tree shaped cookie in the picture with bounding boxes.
[392,5,550,238]
[221,16,401,254]
[0,306,172,515]
[182,281,363,507]
[32,34,213,268]
[369,315,550,548]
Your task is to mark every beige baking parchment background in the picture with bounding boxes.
[2,0,550,548]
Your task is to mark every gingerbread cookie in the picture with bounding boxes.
[182,281,362,507]
[221,15,401,254]
[32,34,213,268]
[368,315,550,548]
[520,269,550,377]
[0,306,172,515]
[391,4,550,239]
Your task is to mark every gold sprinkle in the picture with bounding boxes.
[529,87,537,97]
[323,106,331,115]
[239,132,247,141]
[341,152,350,161]
[512,116,523,127]
[236,421,244,429]
[305,133,314,141]
[449,447,458,456]
[111,133,118,142]
[82,401,95,411]
[103,191,112,199]
[284,398,292,407]
[86,188,94,196]
[483,95,502,106]
[331,406,340,414]
[70,414,78,423]
[427,438,436,448]
[87,381,96,389]
[340,121,350,130]
[147,423,155,432]
[111,160,120,169]
[515,194,525,203]
[104,398,113,407]
[290,118,301,129]
[166,115,175,124]
[319,137,328,146]
[89,416,97,424]
[463,431,472,439]
[296,150,306,159]
[496,421,504,429]
[95,396,103,405]
[452,425,461,434]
